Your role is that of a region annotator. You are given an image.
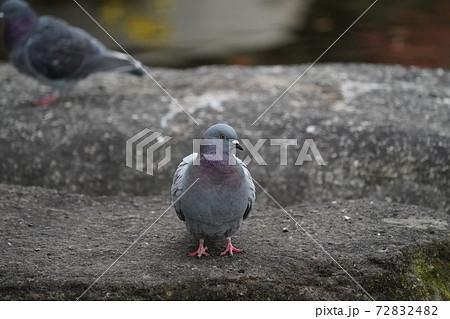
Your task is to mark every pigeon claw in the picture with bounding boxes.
[220,238,244,256]
[34,95,59,106]
[188,239,210,258]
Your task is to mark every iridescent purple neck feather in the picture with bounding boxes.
[4,7,38,52]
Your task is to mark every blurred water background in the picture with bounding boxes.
[0,0,449,68]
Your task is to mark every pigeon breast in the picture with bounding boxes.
[172,153,255,240]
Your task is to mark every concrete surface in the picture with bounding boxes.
[0,63,449,300]
[0,184,449,300]
[0,63,448,212]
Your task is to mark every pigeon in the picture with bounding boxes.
[171,124,256,257]
[0,0,144,105]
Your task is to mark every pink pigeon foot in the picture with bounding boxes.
[34,95,59,106]
[220,237,244,256]
[188,239,210,258]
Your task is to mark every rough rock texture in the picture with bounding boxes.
[0,63,449,300]
[0,184,449,301]
[0,63,449,213]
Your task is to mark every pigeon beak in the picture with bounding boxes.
[232,139,243,151]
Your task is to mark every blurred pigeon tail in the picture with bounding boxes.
[95,50,145,76]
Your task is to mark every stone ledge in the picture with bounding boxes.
[0,63,449,212]
[0,184,448,300]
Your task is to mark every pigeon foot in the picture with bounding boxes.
[188,239,210,258]
[35,96,59,106]
[220,237,244,256]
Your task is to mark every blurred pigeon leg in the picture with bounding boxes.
[34,95,59,106]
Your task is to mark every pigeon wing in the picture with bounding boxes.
[171,153,197,221]
[26,16,104,80]
[235,155,256,220]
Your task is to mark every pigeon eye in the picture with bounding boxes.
[219,134,226,140]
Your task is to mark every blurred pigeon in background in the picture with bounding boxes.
[0,0,144,105]
[171,124,256,257]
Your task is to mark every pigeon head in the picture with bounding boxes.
[200,124,243,159]
[1,0,38,52]
[1,0,34,20]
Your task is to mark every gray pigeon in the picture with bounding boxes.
[0,0,144,105]
[171,124,256,257]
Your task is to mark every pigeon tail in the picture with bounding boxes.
[96,50,145,76]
